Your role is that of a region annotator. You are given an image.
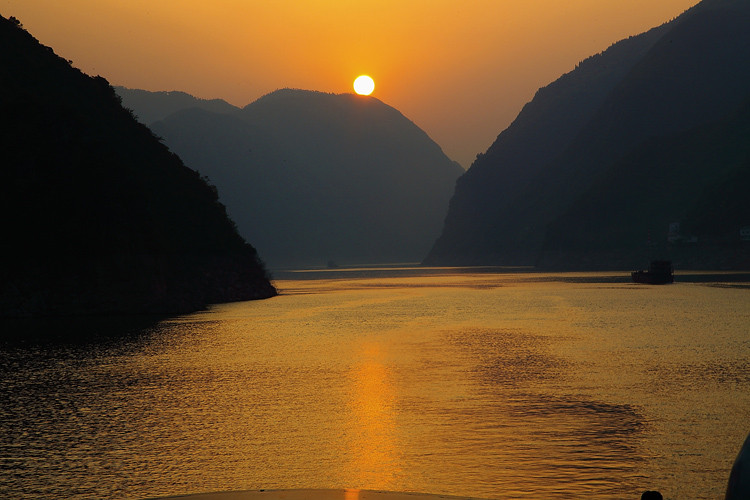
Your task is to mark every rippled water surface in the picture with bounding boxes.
[1,269,749,499]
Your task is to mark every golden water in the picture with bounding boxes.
[1,269,749,499]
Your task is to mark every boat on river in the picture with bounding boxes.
[632,260,674,284]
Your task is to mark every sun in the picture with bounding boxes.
[353,75,375,96]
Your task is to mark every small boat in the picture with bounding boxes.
[632,260,674,284]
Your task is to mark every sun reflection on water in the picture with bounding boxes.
[344,488,361,500]
[347,344,401,488]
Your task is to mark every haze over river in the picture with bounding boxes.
[2,269,749,499]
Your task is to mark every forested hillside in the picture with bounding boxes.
[0,15,276,317]
[426,0,750,269]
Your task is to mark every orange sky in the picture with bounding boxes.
[2,0,700,167]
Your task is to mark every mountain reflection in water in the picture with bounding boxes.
[1,269,748,499]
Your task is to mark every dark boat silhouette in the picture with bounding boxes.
[632,260,674,284]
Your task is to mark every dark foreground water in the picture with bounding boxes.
[1,269,748,499]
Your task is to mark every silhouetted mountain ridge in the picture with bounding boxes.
[0,15,276,317]
[115,86,239,124]
[426,0,750,269]
[146,88,463,268]
[429,20,673,265]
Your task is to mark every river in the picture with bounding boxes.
[1,268,748,499]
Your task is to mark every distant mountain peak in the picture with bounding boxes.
[141,86,463,268]
[114,86,239,124]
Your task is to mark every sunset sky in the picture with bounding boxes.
[2,0,699,167]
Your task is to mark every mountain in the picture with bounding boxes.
[0,15,276,317]
[114,86,239,124]
[425,0,750,269]
[541,97,750,269]
[147,88,464,268]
